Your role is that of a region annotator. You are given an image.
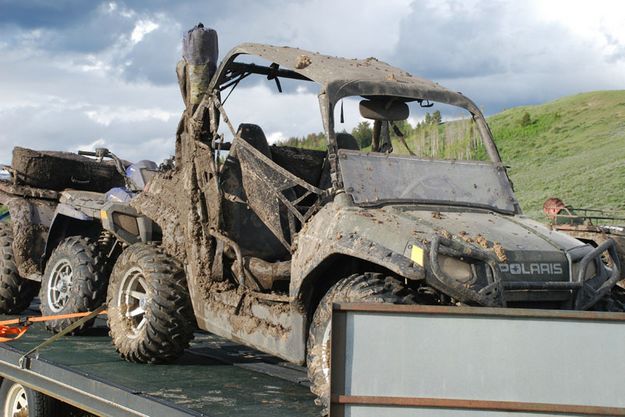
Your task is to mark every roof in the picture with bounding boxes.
[217,43,481,114]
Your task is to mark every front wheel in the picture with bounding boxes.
[107,243,195,363]
[40,236,108,334]
[306,273,417,413]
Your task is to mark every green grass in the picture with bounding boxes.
[488,90,625,219]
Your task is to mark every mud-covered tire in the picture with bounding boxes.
[0,223,38,314]
[40,236,108,333]
[306,273,416,413]
[0,378,57,417]
[107,243,195,363]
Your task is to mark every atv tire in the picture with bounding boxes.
[307,273,416,414]
[107,243,195,363]
[40,236,108,333]
[0,223,38,314]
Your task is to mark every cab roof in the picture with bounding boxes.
[217,43,481,114]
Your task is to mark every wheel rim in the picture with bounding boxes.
[47,258,73,312]
[4,383,28,417]
[118,267,149,338]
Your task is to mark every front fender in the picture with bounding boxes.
[290,233,424,299]
[44,209,98,262]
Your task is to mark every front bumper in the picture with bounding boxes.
[425,235,620,310]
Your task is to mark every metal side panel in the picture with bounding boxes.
[0,344,204,417]
[330,304,625,417]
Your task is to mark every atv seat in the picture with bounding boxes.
[60,189,107,205]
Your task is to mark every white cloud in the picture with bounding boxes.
[266,131,285,144]
[84,107,177,126]
[130,19,159,44]
[219,83,323,141]
[73,138,107,153]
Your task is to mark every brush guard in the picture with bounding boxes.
[427,235,621,310]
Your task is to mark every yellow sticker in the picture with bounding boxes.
[410,246,424,266]
[100,210,108,220]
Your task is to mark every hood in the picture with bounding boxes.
[331,204,588,285]
[389,206,582,252]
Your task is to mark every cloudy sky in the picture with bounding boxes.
[1,0,624,164]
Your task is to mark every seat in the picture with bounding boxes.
[237,124,272,158]
[336,133,360,151]
[220,124,289,261]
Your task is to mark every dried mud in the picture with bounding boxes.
[5,196,55,277]
[12,147,124,192]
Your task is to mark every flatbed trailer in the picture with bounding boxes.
[0,306,318,417]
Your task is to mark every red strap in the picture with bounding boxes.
[0,310,108,343]
[0,324,29,342]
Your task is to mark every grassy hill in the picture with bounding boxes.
[489,90,625,219]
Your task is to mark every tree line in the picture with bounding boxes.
[279,111,486,160]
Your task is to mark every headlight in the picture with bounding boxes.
[571,258,598,281]
[438,255,475,284]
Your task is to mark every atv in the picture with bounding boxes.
[0,146,158,333]
[39,148,159,333]
[0,147,126,316]
[95,25,622,412]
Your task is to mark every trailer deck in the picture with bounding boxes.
[0,307,318,416]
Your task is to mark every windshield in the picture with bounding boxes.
[338,150,517,213]
[332,97,517,213]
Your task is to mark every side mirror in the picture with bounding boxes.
[359,99,409,121]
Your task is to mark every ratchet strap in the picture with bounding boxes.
[0,307,108,343]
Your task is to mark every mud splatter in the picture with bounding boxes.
[458,231,473,244]
[439,229,452,239]
[475,234,489,249]
[295,55,312,69]
[493,241,507,262]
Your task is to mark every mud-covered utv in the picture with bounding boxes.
[103,25,622,412]
[0,147,157,333]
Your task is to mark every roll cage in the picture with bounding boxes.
[196,43,516,216]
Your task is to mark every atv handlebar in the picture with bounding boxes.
[78,147,112,159]
[77,148,133,187]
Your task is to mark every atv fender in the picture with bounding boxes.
[44,208,99,262]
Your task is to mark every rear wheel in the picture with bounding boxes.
[306,273,416,413]
[107,243,195,363]
[0,379,57,417]
[40,236,108,333]
[0,223,38,314]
